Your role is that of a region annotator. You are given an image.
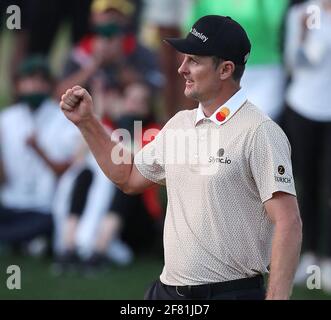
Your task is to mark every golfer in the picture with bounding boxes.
[60,15,302,300]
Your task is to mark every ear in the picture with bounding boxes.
[219,61,235,81]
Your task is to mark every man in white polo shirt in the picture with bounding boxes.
[60,15,302,300]
[0,56,80,251]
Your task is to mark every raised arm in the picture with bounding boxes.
[60,85,155,194]
[264,192,302,300]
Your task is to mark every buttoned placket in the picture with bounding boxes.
[190,119,215,172]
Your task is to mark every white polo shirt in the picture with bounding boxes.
[134,89,296,285]
[0,99,80,213]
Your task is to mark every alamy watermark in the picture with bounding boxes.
[6,265,21,290]
[109,121,231,176]
[3,5,21,30]
[306,265,321,290]
[306,5,321,30]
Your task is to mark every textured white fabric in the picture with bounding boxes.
[134,99,296,286]
[195,88,248,126]
[0,100,80,212]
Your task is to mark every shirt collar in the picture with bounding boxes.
[195,89,247,126]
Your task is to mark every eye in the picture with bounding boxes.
[190,57,198,65]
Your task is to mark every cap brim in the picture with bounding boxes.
[164,38,210,56]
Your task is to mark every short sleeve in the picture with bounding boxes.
[249,120,297,202]
[134,124,166,185]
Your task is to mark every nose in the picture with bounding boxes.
[178,56,188,75]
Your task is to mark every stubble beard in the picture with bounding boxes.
[185,87,200,101]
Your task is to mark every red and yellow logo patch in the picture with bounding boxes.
[216,107,230,122]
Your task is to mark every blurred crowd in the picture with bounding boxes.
[0,0,330,291]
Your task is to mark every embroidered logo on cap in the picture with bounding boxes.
[190,28,209,43]
[216,107,230,122]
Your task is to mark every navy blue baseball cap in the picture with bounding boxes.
[165,15,251,65]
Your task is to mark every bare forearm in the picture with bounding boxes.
[77,116,133,188]
[60,86,150,192]
[266,220,302,300]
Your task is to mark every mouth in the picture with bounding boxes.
[185,79,194,87]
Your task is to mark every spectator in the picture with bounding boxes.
[282,0,331,292]
[52,144,131,274]
[55,0,162,100]
[0,55,80,254]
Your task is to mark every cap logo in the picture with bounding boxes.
[190,28,209,43]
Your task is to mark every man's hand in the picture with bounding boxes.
[60,86,94,126]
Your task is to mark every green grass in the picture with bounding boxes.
[0,253,330,300]
[0,253,163,300]
[292,286,331,300]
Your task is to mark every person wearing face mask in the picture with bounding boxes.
[0,56,80,254]
[55,0,163,101]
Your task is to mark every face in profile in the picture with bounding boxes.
[178,54,223,103]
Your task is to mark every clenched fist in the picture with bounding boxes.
[60,86,94,126]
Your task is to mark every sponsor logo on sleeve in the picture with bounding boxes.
[275,165,292,183]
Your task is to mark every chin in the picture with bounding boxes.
[186,92,200,101]
[184,88,195,99]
